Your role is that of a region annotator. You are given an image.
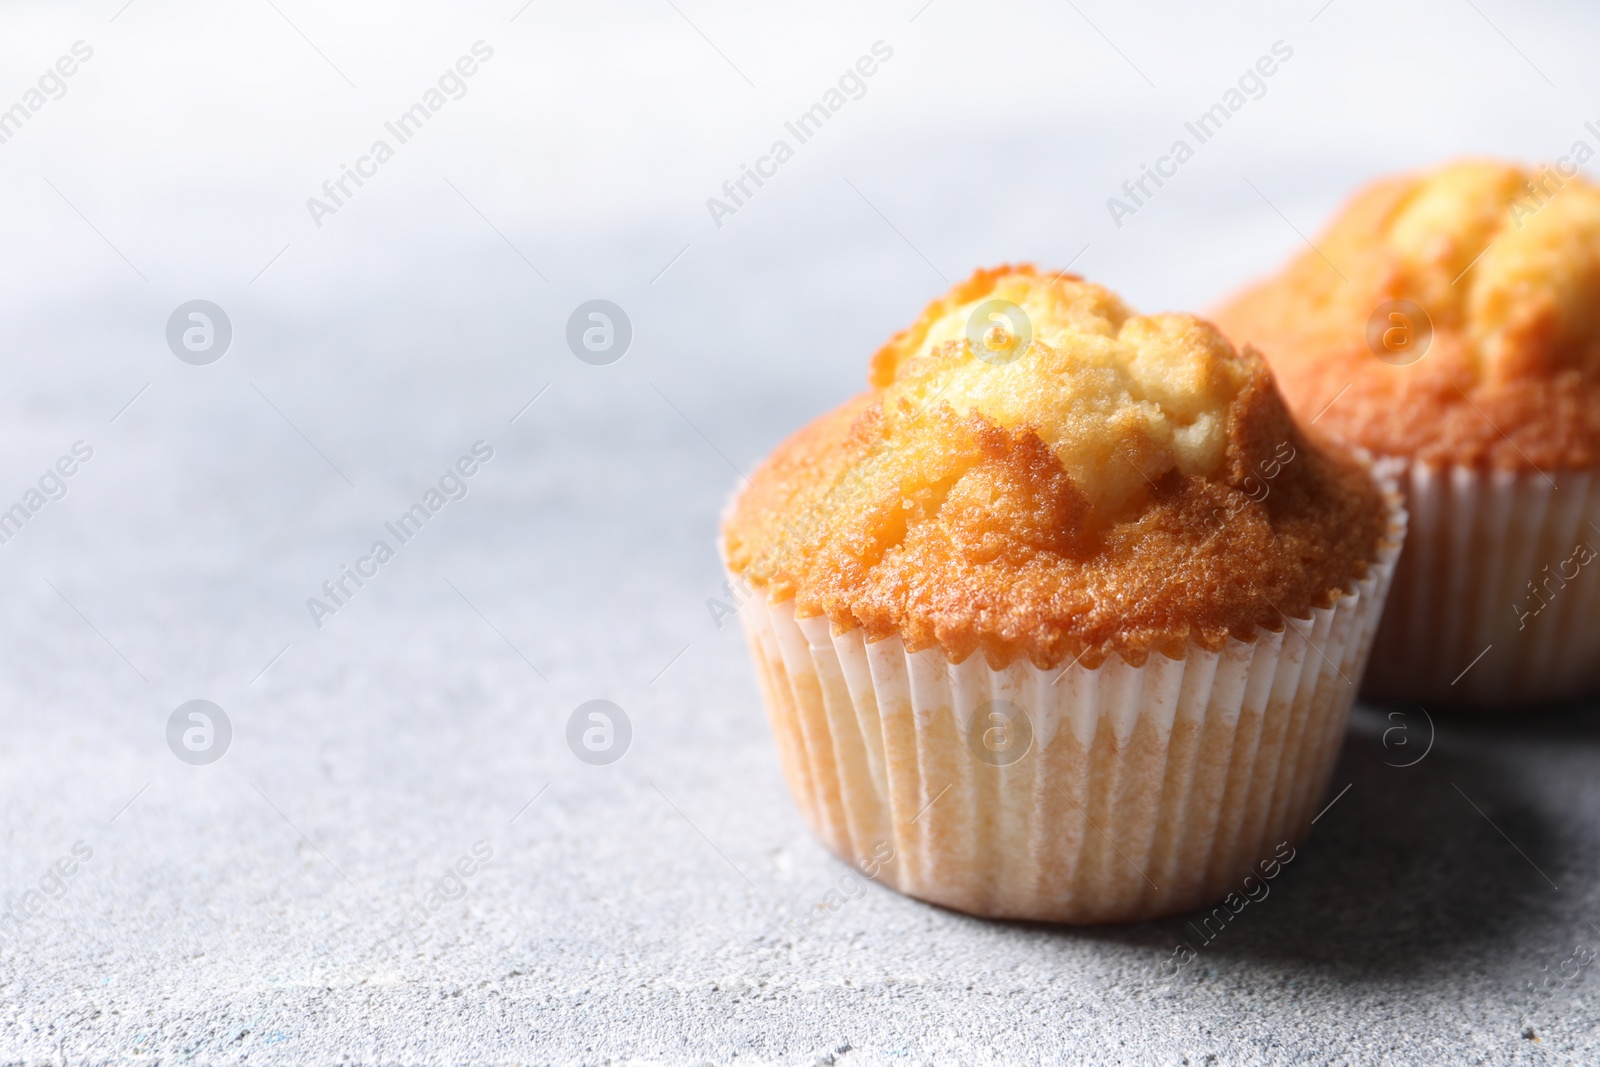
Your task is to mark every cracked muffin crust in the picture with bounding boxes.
[1213,158,1600,470]
[723,266,1390,669]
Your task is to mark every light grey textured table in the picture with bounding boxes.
[3,2,1600,1063]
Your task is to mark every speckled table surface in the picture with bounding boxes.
[2,1,1600,1063]
[5,370,1600,1066]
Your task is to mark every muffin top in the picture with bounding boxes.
[1213,158,1600,469]
[722,266,1391,669]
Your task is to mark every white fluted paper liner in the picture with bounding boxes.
[1364,462,1600,708]
[735,497,1405,924]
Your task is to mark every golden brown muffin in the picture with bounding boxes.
[724,266,1404,924]
[726,265,1390,670]
[1213,158,1600,469]
[1214,159,1600,708]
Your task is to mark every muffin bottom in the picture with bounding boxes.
[739,504,1401,924]
[1363,462,1600,709]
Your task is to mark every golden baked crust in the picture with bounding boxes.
[1213,158,1600,469]
[723,266,1390,669]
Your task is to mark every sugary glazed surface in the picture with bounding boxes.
[1213,158,1600,470]
[723,266,1391,669]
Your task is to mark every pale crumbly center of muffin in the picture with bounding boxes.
[880,277,1252,514]
[1380,160,1600,375]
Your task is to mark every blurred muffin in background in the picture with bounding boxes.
[1214,159,1600,709]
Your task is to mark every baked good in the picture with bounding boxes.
[723,266,1403,923]
[1214,159,1600,707]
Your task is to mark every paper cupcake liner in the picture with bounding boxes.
[735,493,1405,924]
[1363,462,1600,709]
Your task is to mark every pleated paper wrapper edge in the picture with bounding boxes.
[733,485,1406,924]
[1363,461,1600,708]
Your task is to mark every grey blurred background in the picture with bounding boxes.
[2,1,1599,1064]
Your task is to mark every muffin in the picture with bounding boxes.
[723,266,1404,924]
[1214,159,1600,708]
